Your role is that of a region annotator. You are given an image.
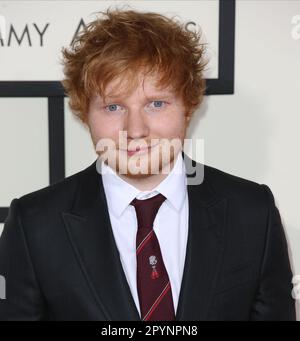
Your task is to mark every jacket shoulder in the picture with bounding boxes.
[14,161,97,217]
[203,164,273,206]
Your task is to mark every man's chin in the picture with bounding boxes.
[116,161,163,178]
[100,147,178,178]
[104,158,173,177]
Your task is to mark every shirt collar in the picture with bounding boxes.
[100,152,187,218]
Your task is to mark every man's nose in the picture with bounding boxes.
[124,107,149,140]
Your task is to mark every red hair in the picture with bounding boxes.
[61,8,208,122]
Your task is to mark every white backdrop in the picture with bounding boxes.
[0,0,299,319]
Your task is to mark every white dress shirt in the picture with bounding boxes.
[100,152,189,316]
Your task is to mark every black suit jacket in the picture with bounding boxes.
[0,153,296,321]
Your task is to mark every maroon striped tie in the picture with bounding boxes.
[130,193,175,321]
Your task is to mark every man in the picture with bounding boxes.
[0,9,296,321]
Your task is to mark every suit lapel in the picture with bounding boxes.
[176,154,227,321]
[62,154,227,321]
[62,160,140,320]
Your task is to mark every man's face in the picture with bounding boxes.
[87,71,190,178]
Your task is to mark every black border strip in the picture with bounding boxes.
[206,0,235,94]
[48,96,65,184]
[0,0,235,223]
[0,81,65,97]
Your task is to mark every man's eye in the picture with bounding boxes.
[105,104,122,112]
[148,101,166,109]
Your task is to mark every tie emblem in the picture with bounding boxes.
[149,255,160,279]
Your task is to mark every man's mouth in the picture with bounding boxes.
[120,143,159,156]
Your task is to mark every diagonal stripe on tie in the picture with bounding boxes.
[136,230,154,255]
[142,282,171,321]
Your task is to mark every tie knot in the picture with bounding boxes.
[130,193,166,230]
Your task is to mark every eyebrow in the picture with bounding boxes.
[103,92,174,101]
[145,93,174,100]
